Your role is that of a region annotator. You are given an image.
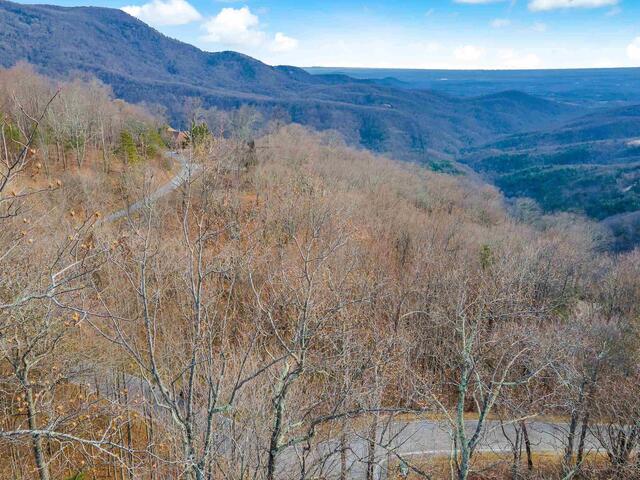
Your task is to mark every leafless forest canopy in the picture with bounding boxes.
[1,65,639,480]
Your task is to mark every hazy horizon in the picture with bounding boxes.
[304,65,640,71]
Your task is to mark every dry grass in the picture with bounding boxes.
[386,450,638,480]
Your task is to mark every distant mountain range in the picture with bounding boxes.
[0,0,582,164]
[306,67,640,107]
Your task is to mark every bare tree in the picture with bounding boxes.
[93,154,275,479]
[1,91,59,221]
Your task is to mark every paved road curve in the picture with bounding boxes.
[80,149,202,418]
[51,151,198,284]
[99,151,198,225]
[277,418,600,479]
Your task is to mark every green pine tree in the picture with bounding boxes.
[120,130,139,163]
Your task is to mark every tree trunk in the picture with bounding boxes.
[509,427,522,480]
[521,420,534,471]
[366,416,378,480]
[576,411,590,466]
[563,379,586,472]
[267,365,293,480]
[340,432,348,480]
[458,448,471,480]
[25,387,50,480]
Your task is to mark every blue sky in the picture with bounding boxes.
[31,0,640,69]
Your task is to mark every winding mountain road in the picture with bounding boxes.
[99,151,198,225]
[371,418,598,479]
[51,151,197,284]
[278,418,600,479]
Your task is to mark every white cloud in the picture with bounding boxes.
[627,37,640,62]
[528,0,618,12]
[407,41,442,54]
[202,6,265,46]
[271,32,299,52]
[271,30,632,70]
[423,41,442,53]
[201,6,298,54]
[454,45,486,62]
[122,0,201,26]
[591,58,618,68]
[491,18,511,28]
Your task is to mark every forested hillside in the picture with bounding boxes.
[1,65,639,480]
[461,104,640,249]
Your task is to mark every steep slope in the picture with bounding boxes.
[0,1,305,95]
[0,0,582,162]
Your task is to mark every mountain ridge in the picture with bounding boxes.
[0,0,583,162]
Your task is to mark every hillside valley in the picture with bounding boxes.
[461,104,640,249]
